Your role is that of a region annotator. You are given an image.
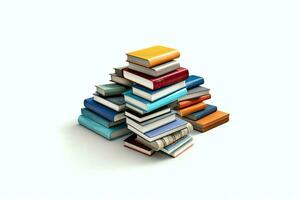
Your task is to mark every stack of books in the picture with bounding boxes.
[171,75,230,132]
[78,83,131,140]
[122,45,194,157]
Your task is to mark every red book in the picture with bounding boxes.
[123,67,189,90]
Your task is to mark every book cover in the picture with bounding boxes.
[81,108,125,128]
[185,75,204,89]
[177,102,207,117]
[185,104,217,121]
[78,115,130,140]
[123,134,155,156]
[123,67,189,90]
[123,88,187,113]
[126,45,180,67]
[84,97,125,122]
[174,94,211,109]
[95,83,127,96]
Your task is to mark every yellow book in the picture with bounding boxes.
[126,45,180,68]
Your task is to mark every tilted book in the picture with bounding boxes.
[95,83,127,96]
[161,135,193,155]
[123,134,155,156]
[171,94,211,109]
[178,86,210,101]
[185,75,204,89]
[161,137,193,158]
[78,115,130,140]
[126,45,180,67]
[177,102,207,117]
[185,104,217,121]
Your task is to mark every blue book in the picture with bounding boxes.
[127,118,188,142]
[185,75,204,89]
[163,135,193,153]
[124,88,187,113]
[84,97,125,122]
[78,115,130,140]
[185,104,217,120]
[81,108,125,128]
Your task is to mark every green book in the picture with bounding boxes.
[95,83,127,96]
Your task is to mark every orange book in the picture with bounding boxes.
[177,102,207,117]
[126,45,180,68]
[176,94,211,109]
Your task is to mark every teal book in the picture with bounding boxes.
[95,83,128,96]
[81,108,125,128]
[124,88,187,113]
[78,115,131,140]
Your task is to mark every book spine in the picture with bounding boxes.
[84,98,115,121]
[153,68,189,90]
[177,94,211,109]
[148,50,180,67]
[178,102,207,117]
[186,77,204,89]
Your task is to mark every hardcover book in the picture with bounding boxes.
[93,94,125,112]
[95,83,127,96]
[124,134,155,156]
[126,45,180,67]
[171,94,211,109]
[185,75,204,89]
[162,138,193,158]
[178,86,210,101]
[132,81,185,102]
[78,115,130,140]
[110,73,133,87]
[84,97,125,122]
[161,135,193,155]
[124,88,187,113]
[177,102,207,117]
[81,108,125,128]
[127,60,180,77]
[127,118,188,142]
[125,106,171,122]
[185,104,217,121]
[123,67,189,90]
[114,66,127,77]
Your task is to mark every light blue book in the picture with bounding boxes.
[78,115,130,140]
[163,135,193,153]
[124,88,187,113]
[81,108,125,128]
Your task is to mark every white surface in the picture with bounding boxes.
[1,0,300,199]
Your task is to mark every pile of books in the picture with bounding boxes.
[77,45,229,158]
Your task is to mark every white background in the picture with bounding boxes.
[1,0,300,199]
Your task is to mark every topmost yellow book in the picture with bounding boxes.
[126,45,180,68]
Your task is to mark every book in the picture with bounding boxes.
[126,111,176,133]
[170,94,211,109]
[127,60,180,77]
[126,45,180,67]
[93,94,125,112]
[127,118,188,142]
[95,83,127,96]
[182,110,229,132]
[161,135,193,155]
[178,86,210,101]
[177,102,207,117]
[185,75,204,89]
[124,88,187,113]
[132,81,185,102]
[185,104,217,121]
[110,73,133,87]
[123,134,155,156]
[78,115,130,140]
[162,138,193,158]
[125,106,171,122]
[123,67,189,90]
[84,97,125,122]
[114,66,127,77]
[81,108,125,128]
[135,123,193,151]
[125,103,148,115]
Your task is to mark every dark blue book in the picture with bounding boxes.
[84,97,125,122]
[185,75,204,89]
[185,104,217,120]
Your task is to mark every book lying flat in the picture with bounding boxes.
[114,66,127,77]
[177,102,207,117]
[185,75,204,89]
[161,135,193,155]
[95,83,127,96]
[124,88,187,113]
[123,67,189,90]
[162,137,193,158]
[173,94,211,109]
[123,134,155,156]
[125,106,171,122]
[178,86,210,101]
[132,81,185,102]
[78,115,130,140]
[127,118,188,142]
[126,45,180,67]
[127,60,180,77]
[185,104,217,121]
[126,111,176,133]
[110,73,133,87]
[200,117,229,132]
[81,108,125,128]
[93,94,125,112]
[84,97,125,122]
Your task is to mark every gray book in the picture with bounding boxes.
[178,86,210,101]
[93,94,125,112]
[127,60,180,77]
[110,73,133,87]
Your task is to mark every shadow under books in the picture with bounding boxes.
[60,120,171,170]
